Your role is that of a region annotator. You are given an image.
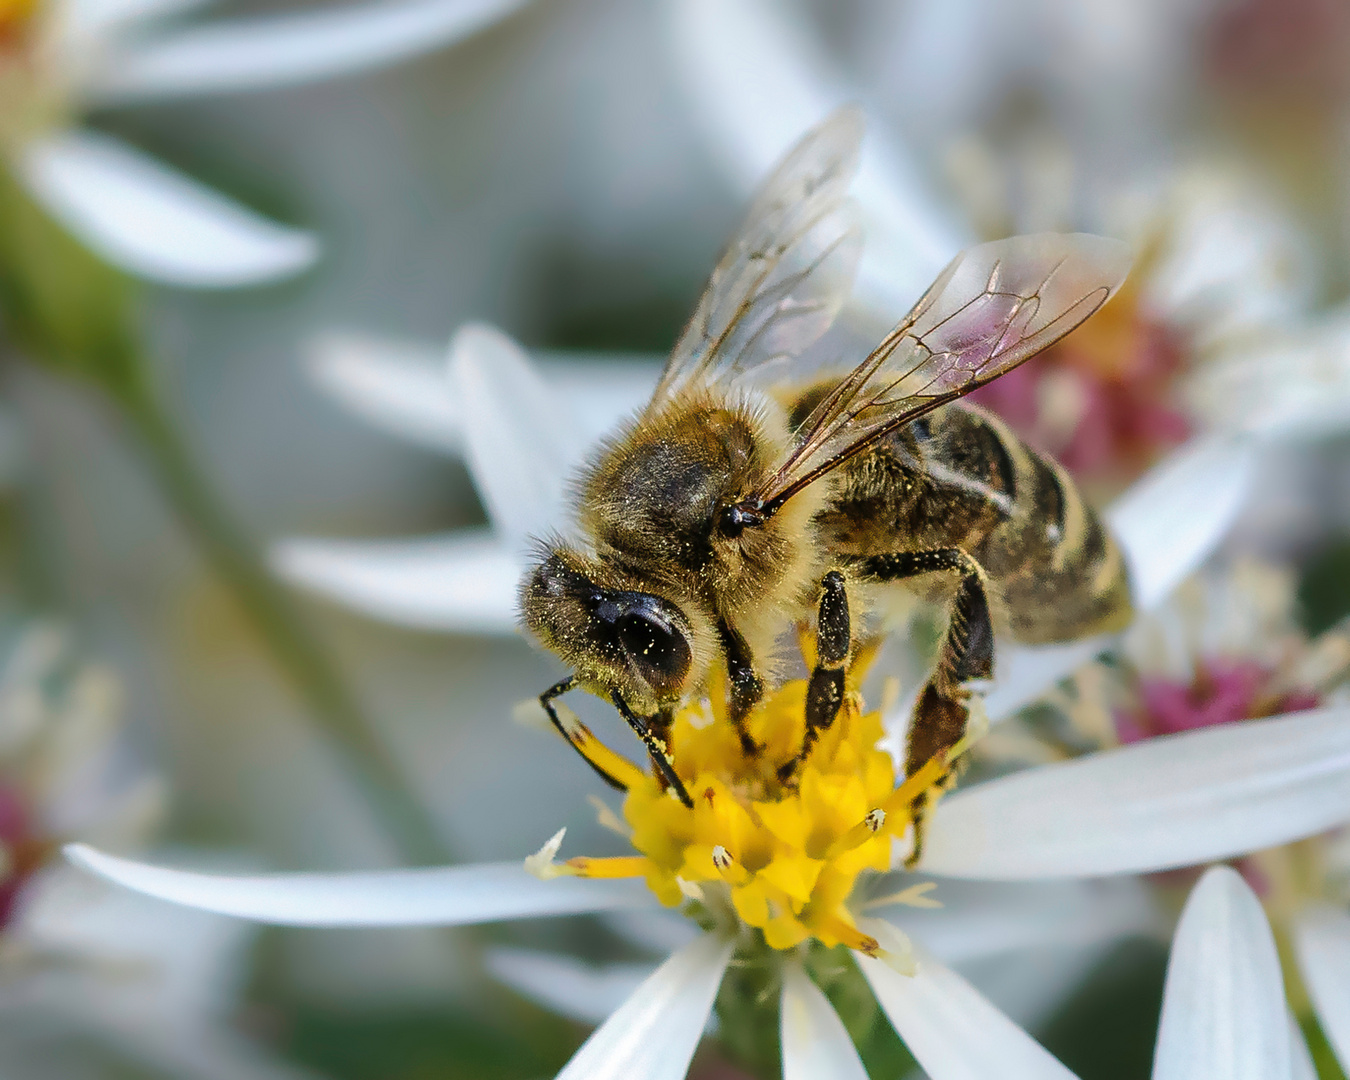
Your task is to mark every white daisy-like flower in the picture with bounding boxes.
[61,595,1350,1077]
[0,624,316,1079]
[1151,864,1348,1080]
[1,0,531,287]
[973,555,1350,1057]
[664,0,1350,493]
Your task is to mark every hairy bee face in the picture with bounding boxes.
[520,548,713,714]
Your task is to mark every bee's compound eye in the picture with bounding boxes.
[616,608,691,695]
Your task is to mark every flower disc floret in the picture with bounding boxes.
[537,642,952,959]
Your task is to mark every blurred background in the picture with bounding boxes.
[5,0,1350,1076]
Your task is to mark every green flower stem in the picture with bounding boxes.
[0,163,449,865]
[114,367,451,866]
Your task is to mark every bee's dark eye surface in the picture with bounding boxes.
[615,607,691,694]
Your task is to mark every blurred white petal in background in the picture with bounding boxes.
[87,0,533,102]
[4,0,536,286]
[18,131,318,287]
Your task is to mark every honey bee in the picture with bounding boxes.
[521,107,1133,854]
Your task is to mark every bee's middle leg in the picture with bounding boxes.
[858,548,994,865]
[779,570,850,782]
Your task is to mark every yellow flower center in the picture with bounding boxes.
[533,637,958,960]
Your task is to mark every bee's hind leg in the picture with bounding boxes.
[779,570,850,783]
[857,548,994,866]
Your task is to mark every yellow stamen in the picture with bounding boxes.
[824,808,887,859]
[587,794,631,838]
[550,703,647,790]
[879,752,951,821]
[711,844,751,886]
[566,855,649,879]
[862,881,943,911]
[814,912,881,956]
[0,0,36,31]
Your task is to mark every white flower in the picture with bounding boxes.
[62,640,1350,1078]
[974,556,1350,1050]
[1,0,531,287]
[1151,864,1349,1079]
[0,624,313,1079]
[663,0,1349,488]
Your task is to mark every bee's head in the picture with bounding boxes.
[519,546,713,713]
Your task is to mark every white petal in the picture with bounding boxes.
[921,706,1350,880]
[982,634,1116,724]
[857,932,1079,1080]
[89,0,530,103]
[18,131,317,288]
[305,333,464,456]
[884,877,1164,966]
[534,352,660,443]
[485,947,658,1027]
[271,529,519,635]
[58,0,212,41]
[555,933,732,1080]
[1106,434,1254,613]
[303,331,659,457]
[1153,866,1289,1080]
[664,0,966,315]
[871,880,1138,1033]
[955,942,1114,1035]
[1187,310,1350,442]
[1292,904,1350,1073]
[448,324,587,556]
[601,907,703,956]
[1146,166,1317,342]
[65,844,654,926]
[781,961,868,1080]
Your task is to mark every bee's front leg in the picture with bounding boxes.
[779,570,850,782]
[717,619,764,756]
[857,548,994,866]
[610,692,694,808]
[538,676,627,791]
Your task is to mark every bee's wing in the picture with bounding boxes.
[752,233,1133,511]
[650,106,865,406]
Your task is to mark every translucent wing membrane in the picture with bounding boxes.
[755,233,1132,510]
[652,106,865,405]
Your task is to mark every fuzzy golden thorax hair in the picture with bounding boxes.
[582,393,823,625]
